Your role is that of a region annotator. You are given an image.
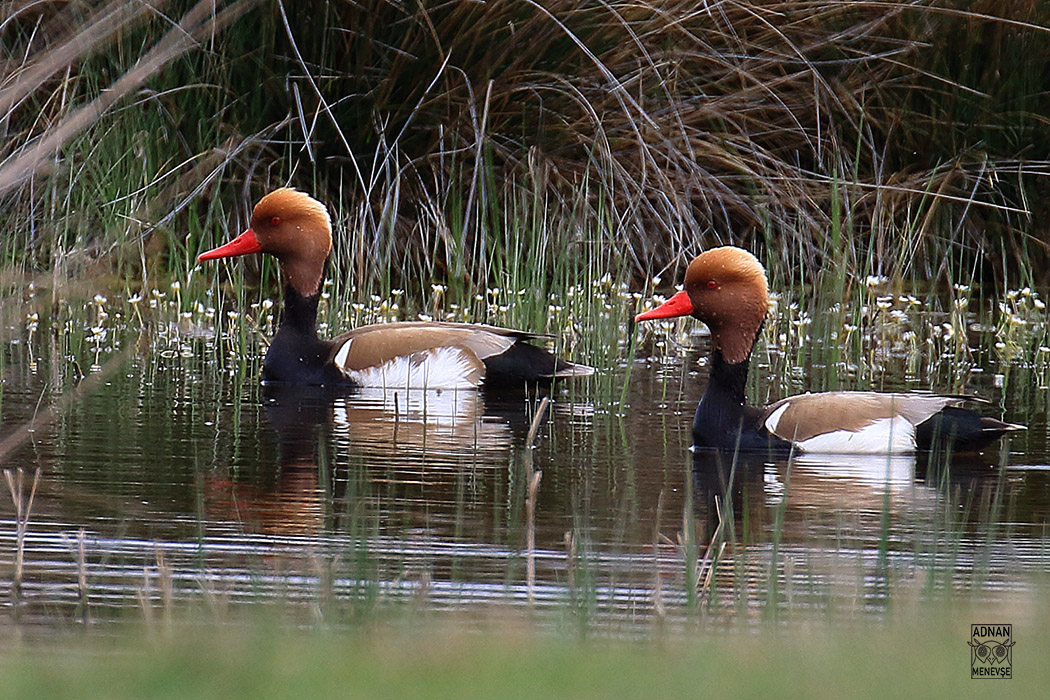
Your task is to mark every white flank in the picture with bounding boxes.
[795,415,915,454]
[340,345,480,390]
[763,403,790,434]
[333,337,353,370]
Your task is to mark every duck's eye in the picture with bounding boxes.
[270,216,281,226]
[706,279,718,290]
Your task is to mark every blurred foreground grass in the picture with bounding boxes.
[2,600,1047,700]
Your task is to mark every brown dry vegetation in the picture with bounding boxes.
[2,0,1050,294]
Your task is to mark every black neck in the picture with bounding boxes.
[706,347,750,407]
[692,325,792,453]
[693,349,763,451]
[706,322,763,407]
[281,284,320,338]
[263,284,334,385]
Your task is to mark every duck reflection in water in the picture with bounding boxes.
[689,448,1006,548]
[205,384,550,535]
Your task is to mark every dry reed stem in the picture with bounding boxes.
[60,527,91,623]
[525,469,542,605]
[76,528,88,622]
[698,496,728,598]
[0,0,153,120]
[652,489,666,619]
[0,0,260,196]
[156,548,173,627]
[4,466,40,596]
[564,530,576,594]
[526,395,551,450]
[137,566,154,626]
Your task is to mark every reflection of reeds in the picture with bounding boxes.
[0,344,134,464]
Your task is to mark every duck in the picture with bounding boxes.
[198,188,593,389]
[635,246,1025,454]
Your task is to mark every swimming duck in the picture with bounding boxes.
[635,246,1023,453]
[198,188,592,389]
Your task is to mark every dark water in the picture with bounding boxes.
[1,300,1048,634]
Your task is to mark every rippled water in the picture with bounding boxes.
[1,298,1048,635]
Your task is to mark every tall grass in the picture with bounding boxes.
[3,0,1050,316]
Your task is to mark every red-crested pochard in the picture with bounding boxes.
[198,188,592,389]
[635,246,1024,453]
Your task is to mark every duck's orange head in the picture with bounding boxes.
[199,188,333,296]
[635,246,769,364]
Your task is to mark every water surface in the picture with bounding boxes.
[1,295,1047,634]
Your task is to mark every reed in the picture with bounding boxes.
[3,467,40,600]
[3,0,1050,320]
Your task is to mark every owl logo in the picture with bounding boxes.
[970,638,1014,666]
[970,624,1014,678]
